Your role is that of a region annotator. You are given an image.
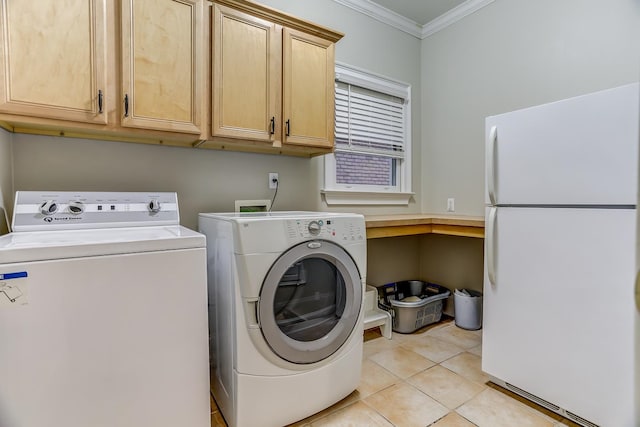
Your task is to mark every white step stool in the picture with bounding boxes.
[363,285,392,339]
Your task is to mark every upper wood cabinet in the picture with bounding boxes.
[282,28,335,149]
[0,0,108,125]
[0,0,204,144]
[210,0,342,153]
[0,0,339,155]
[121,0,204,134]
[212,4,281,143]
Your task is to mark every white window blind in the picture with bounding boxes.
[335,82,406,159]
[323,63,412,205]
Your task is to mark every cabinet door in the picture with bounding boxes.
[0,0,107,124]
[283,28,335,148]
[212,4,280,143]
[121,0,203,134]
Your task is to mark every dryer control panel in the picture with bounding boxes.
[285,217,365,243]
[12,191,180,232]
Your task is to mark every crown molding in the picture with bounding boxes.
[334,0,494,39]
[421,0,494,38]
[332,0,422,38]
[218,0,344,42]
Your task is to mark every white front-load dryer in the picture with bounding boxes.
[198,212,366,427]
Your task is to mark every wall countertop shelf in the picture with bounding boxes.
[364,214,485,239]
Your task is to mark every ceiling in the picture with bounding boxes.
[368,0,468,26]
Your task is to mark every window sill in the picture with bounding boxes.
[321,189,414,205]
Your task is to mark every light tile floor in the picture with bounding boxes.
[210,318,581,427]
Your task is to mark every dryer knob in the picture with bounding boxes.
[39,200,58,216]
[308,220,321,235]
[68,200,85,215]
[148,199,161,213]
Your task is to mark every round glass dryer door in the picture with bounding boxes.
[259,240,362,364]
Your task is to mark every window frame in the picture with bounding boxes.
[323,63,413,205]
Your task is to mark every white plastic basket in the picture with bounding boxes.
[378,281,450,333]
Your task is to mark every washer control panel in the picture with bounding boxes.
[12,191,180,231]
[286,216,365,243]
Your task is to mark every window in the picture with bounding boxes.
[323,63,412,205]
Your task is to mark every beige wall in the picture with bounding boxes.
[421,0,640,215]
[0,129,12,234]
[419,235,484,292]
[11,134,317,231]
[419,234,484,316]
[366,236,421,286]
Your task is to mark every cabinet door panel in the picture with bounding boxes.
[0,0,107,124]
[121,0,203,134]
[283,28,334,148]
[212,4,280,142]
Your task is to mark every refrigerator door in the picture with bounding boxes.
[485,82,639,206]
[636,229,640,424]
[483,206,636,427]
[636,137,640,423]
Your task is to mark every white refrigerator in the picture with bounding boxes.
[483,82,639,427]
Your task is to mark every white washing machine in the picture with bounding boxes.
[198,211,367,427]
[0,191,210,427]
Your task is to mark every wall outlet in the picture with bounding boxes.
[447,198,455,212]
[268,173,279,189]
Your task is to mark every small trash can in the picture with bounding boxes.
[454,289,483,330]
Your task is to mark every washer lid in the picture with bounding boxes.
[0,225,204,264]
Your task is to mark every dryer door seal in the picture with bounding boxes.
[258,240,362,364]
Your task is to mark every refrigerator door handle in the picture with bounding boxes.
[487,125,497,205]
[487,207,497,285]
[635,269,640,312]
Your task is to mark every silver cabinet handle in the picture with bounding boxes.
[487,126,497,205]
[487,207,497,286]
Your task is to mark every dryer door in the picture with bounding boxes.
[258,240,362,364]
